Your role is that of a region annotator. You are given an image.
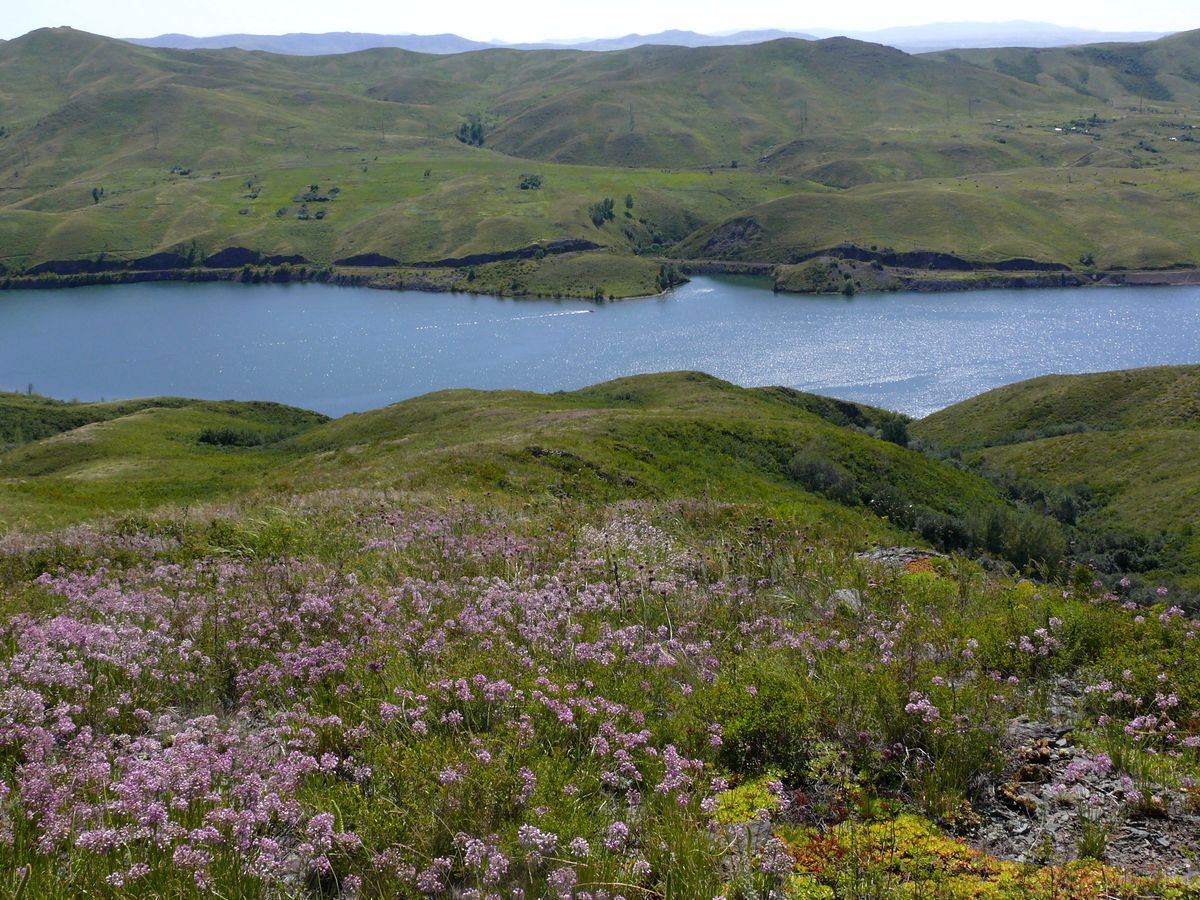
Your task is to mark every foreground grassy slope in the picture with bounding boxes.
[14,370,1198,592]
[2,375,1200,897]
[4,28,1200,284]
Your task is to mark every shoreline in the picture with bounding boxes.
[3,260,1200,299]
[0,262,682,302]
[677,259,1200,295]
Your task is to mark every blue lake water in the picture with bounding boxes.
[1,277,1199,417]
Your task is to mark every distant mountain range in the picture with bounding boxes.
[814,21,1170,52]
[126,32,495,55]
[125,29,818,56]
[126,21,1172,56]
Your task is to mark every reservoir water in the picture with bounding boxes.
[1,276,1199,417]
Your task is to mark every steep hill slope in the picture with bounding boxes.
[915,365,1200,449]
[676,163,1200,270]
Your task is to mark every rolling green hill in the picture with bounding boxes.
[0,373,1084,580]
[913,366,1200,581]
[0,391,327,450]
[929,30,1200,108]
[3,27,1200,290]
[0,374,986,534]
[10,370,1195,590]
[914,365,1200,449]
[0,394,328,525]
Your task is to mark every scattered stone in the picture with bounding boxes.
[973,696,1200,878]
[830,588,862,614]
[855,545,946,569]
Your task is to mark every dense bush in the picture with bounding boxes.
[655,263,681,292]
[789,450,860,504]
[707,657,818,778]
[455,116,485,146]
[589,197,616,227]
[197,427,274,447]
[880,414,910,447]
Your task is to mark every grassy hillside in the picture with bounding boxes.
[0,375,995,542]
[676,160,1200,270]
[10,370,1194,589]
[3,28,1200,289]
[0,394,328,527]
[0,391,326,449]
[913,366,1200,582]
[2,372,1200,897]
[930,30,1200,108]
[915,366,1200,449]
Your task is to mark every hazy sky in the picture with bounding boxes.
[3,0,1195,42]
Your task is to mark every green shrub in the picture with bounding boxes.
[455,116,485,146]
[708,658,816,777]
[589,197,616,227]
[712,775,782,824]
[197,427,272,447]
[790,451,859,504]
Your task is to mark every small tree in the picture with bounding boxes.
[589,198,616,227]
[624,193,634,209]
[655,263,679,292]
[455,116,485,147]
[880,414,910,447]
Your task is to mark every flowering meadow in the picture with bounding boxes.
[0,491,1198,899]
